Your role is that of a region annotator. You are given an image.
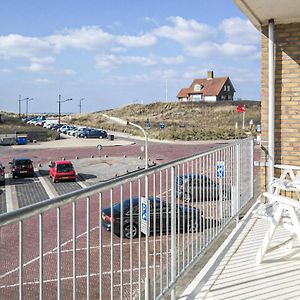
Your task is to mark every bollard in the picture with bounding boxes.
[105,155,108,158]
[124,155,127,158]
[91,155,94,158]
[62,157,65,161]
[75,156,79,159]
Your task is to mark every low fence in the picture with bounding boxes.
[0,138,254,299]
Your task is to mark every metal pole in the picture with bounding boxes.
[18,95,21,118]
[26,98,28,120]
[268,19,275,191]
[128,122,148,169]
[58,94,61,125]
[170,166,176,300]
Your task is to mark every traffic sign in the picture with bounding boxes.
[160,122,165,130]
[216,161,225,179]
[146,119,151,129]
[140,197,148,235]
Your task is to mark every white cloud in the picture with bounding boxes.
[0,34,53,59]
[95,54,184,70]
[220,17,260,45]
[33,78,53,85]
[0,68,12,73]
[155,16,215,44]
[154,16,260,60]
[19,63,49,73]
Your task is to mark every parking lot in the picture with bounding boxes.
[0,134,224,298]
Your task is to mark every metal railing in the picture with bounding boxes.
[0,138,254,299]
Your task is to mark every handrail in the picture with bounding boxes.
[0,137,253,227]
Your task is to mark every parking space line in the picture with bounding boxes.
[5,174,19,212]
[36,171,58,198]
[76,178,87,189]
[0,265,160,289]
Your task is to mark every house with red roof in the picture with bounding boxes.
[177,71,235,102]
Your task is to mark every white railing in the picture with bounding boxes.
[0,138,254,299]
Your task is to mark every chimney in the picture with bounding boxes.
[207,71,214,80]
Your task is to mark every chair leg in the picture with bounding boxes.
[256,206,283,264]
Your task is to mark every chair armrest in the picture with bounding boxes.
[263,192,300,209]
[274,164,300,170]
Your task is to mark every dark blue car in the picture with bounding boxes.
[78,129,107,139]
[102,196,206,239]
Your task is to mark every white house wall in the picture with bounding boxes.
[204,96,217,102]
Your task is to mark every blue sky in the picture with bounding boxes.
[0,0,261,113]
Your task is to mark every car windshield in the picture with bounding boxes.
[56,164,74,172]
[15,160,32,166]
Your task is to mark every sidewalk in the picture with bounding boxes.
[12,135,134,149]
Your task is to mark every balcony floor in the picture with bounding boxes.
[180,201,300,300]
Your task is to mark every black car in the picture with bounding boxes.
[9,158,34,178]
[78,129,107,139]
[102,196,207,239]
[176,174,230,202]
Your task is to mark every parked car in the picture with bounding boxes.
[0,163,5,185]
[49,160,76,183]
[60,125,76,134]
[102,196,206,239]
[176,174,230,202]
[75,127,91,137]
[78,129,107,139]
[9,158,34,178]
[69,126,87,136]
[51,124,64,131]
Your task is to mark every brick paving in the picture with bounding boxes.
[0,136,226,298]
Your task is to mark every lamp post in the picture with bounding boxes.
[58,94,72,124]
[18,95,31,119]
[25,97,34,120]
[79,97,85,114]
[102,114,148,169]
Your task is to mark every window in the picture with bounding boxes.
[227,85,230,91]
[194,84,201,92]
[224,86,227,91]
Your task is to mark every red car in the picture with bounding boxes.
[49,160,76,183]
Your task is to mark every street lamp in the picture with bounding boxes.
[18,95,32,119]
[58,94,72,125]
[25,97,34,120]
[79,97,85,114]
[102,114,148,169]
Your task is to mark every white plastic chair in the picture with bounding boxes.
[271,164,300,200]
[256,192,300,264]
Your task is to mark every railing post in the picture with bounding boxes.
[171,166,177,300]
[145,175,150,300]
[235,144,241,225]
[250,139,254,198]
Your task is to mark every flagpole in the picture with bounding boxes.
[242,111,245,129]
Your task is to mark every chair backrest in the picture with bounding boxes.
[294,171,300,184]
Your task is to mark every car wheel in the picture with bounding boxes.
[123,223,138,239]
[99,136,103,139]
[183,193,192,203]
[52,177,57,183]
[12,174,16,179]
[84,136,87,139]
[188,219,198,233]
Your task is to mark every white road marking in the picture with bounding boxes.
[76,178,87,188]
[36,170,57,198]
[0,265,160,289]
[5,174,19,212]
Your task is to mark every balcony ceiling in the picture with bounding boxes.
[233,0,300,28]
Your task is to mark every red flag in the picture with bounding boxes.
[236,105,245,113]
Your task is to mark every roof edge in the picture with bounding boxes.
[232,0,262,29]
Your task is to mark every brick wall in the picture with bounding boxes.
[261,22,300,190]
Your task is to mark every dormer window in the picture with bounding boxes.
[194,84,202,92]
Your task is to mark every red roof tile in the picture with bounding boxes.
[177,76,235,98]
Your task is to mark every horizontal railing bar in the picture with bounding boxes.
[0,137,253,228]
